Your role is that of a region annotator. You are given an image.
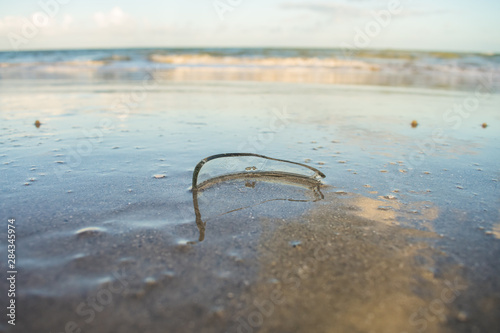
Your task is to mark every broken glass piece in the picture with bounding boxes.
[192,153,326,190]
[190,153,326,242]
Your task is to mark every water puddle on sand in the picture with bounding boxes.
[6,154,497,333]
[1,82,499,333]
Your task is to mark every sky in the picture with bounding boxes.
[0,0,499,53]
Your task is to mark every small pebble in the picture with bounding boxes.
[144,277,157,287]
[75,227,104,238]
[457,311,468,322]
[153,174,166,179]
[481,123,487,128]
[411,120,418,128]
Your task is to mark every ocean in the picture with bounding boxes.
[1,47,499,91]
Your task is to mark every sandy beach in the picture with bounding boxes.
[0,59,499,333]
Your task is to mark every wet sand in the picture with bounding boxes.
[0,79,499,333]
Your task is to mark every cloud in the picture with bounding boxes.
[280,1,448,18]
[0,14,70,35]
[0,16,25,32]
[0,6,193,50]
[93,7,135,29]
[0,7,141,50]
[280,2,368,17]
[61,14,73,28]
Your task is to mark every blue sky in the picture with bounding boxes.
[0,0,499,52]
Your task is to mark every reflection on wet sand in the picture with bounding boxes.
[349,195,439,230]
[6,172,498,333]
[191,180,325,242]
[185,159,479,332]
[236,191,470,333]
[492,222,500,239]
[2,81,499,333]
[190,153,326,242]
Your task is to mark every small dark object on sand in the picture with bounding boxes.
[411,120,418,128]
[34,120,41,128]
[482,123,488,128]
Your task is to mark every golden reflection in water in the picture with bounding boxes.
[150,55,378,70]
[347,194,439,231]
[243,192,467,333]
[156,67,384,87]
[148,66,477,91]
[492,222,500,240]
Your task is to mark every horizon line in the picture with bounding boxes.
[0,45,498,56]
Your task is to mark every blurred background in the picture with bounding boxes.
[0,0,499,90]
